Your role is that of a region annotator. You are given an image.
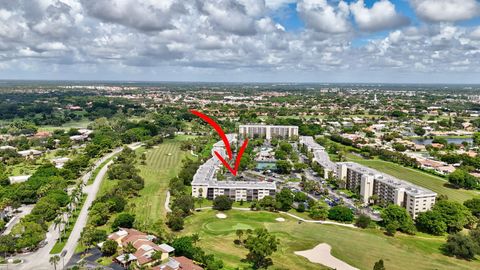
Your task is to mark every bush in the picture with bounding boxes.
[328,206,354,222]
[166,210,184,231]
[213,195,233,211]
[296,203,305,213]
[111,213,135,230]
[355,214,371,229]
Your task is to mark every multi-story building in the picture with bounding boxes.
[336,162,437,218]
[191,134,276,201]
[299,136,336,179]
[239,124,298,140]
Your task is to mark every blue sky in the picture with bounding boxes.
[0,0,480,83]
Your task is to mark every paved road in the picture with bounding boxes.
[13,143,142,270]
[2,205,34,235]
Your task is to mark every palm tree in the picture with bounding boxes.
[49,255,60,270]
[53,217,62,236]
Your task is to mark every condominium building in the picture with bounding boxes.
[239,124,298,140]
[336,162,437,218]
[299,136,336,179]
[191,134,276,201]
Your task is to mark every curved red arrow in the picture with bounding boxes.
[191,109,233,160]
[191,109,249,176]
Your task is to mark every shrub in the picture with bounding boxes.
[213,195,233,211]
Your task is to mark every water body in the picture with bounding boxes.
[412,137,473,145]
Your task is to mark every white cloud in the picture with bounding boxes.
[411,0,479,22]
[297,0,350,34]
[350,0,409,32]
[0,0,479,82]
[265,0,296,10]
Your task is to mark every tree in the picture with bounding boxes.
[172,195,195,216]
[244,229,279,269]
[275,160,292,174]
[166,210,184,231]
[373,259,386,270]
[432,200,476,233]
[381,205,415,235]
[212,195,233,211]
[275,188,294,211]
[328,206,354,222]
[463,198,480,218]
[101,239,118,256]
[443,233,479,260]
[355,214,371,229]
[413,126,426,136]
[415,211,447,235]
[49,255,60,270]
[111,213,135,231]
[294,192,308,202]
[448,169,478,189]
[309,202,329,220]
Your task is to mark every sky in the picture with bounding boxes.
[0,0,480,84]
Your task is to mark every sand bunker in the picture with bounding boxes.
[275,217,285,222]
[295,243,358,270]
[216,213,227,219]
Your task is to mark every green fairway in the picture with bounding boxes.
[347,156,479,202]
[133,136,195,229]
[182,210,480,270]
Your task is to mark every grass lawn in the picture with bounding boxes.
[181,210,480,270]
[37,119,92,132]
[346,156,479,202]
[132,136,195,230]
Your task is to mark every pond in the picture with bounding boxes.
[412,137,473,145]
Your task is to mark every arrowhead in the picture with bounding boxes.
[214,138,249,177]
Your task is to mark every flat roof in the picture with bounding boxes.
[338,162,437,197]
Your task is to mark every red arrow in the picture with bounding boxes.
[214,138,249,176]
[191,109,233,160]
[191,109,249,176]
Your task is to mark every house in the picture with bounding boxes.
[108,228,175,267]
[152,256,204,270]
[51,157,71,169]
[0,146,16,151]
[34,131,51,139]
[17,149,42,159]
[8,175,31,184]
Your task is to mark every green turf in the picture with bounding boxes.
[181,210,480,270]
[346,156,479,202]
[132,137,195,229]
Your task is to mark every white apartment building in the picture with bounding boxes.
[336,162,437,218]
[191,134,276,201]
[239,125,298,140]
[299,136,336,179]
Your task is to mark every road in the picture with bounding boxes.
[13,143,142,270]
[2,205,34,236]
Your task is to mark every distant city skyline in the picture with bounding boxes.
[0,0,480,83]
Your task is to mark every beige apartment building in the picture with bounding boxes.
[336,162,436,218]
[239,124,298,140]
[191,134,276,201]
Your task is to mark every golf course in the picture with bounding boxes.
[181,209,480,270]
[133,135,196,229]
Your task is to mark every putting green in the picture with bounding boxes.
[204,220,257,232]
